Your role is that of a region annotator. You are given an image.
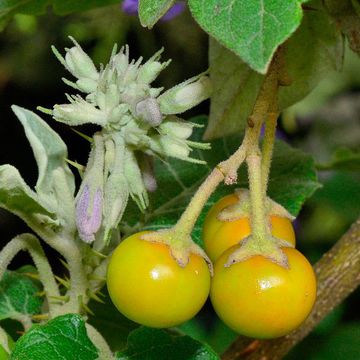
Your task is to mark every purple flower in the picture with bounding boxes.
[121,0,185,21]
[75,185,103,243]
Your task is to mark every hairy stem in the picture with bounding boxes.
[261,110,279,196]
[86,323,114,360]
[0,233,61,317]
[222,217,360,360]
[172,59,279,240]
[246,152,266,240]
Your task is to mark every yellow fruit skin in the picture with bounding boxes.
[203,194,296,262]
[107,231,211,328]
[210,247,317,339]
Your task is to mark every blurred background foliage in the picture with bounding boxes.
[0,3,359,359]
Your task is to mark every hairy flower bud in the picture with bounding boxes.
[75,134,105,243]
[150,135,191,160]
[135,97,162,126]
[75,185,103,243]
[64,38,99,80]
[53,97,107,127]
[159,118,194,139]
[158,75,212,115]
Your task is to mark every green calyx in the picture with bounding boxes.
[140,230,213,274]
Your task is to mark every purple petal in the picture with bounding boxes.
[161,2,186,21]
[121,0,185,21]
[121,0,139,15]
[75,185,103,243]
[161,1,185,21]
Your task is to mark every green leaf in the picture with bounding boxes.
[116,327,219,360]
[0,268,43,322]
[12,106,75,217]
[0,165,58,229]
[205,1,343,140]
[123,116,320,245]
[10,314,98,360]
[0,0,120,30]
[317,147,360,171]
[138,0,176,28]
[188,0,307,73]
[87,289,138,352]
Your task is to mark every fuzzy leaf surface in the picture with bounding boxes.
[138,0,176,28]
[0,268,42,321]
[205,1,343,139]
[0,165,57,228]
[189,0,307,73]
[12,106,75,215]
[10,314,98,360]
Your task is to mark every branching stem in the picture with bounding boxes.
[172,56,279,243]
[0,233,61,317]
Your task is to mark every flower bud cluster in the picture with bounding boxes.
[49,38,212,243]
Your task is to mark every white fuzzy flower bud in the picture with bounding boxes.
[53,99,107,126]
[76,78,98,93]
[135,98,162,126]
[64,38,98,80]
[150,135,191,160]
[159,119,194,139]
[158,75,212,115]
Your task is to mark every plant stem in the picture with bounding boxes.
[0,233,61,317]
[172,58,279,241]
[32,226,89,314]
[261,109,279,196]
[85,323,115,360]
[246,152,266,241]
[222,217,360,360]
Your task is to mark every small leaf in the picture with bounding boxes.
[317,147,360,171]
[138,0,176,28]
[10,314,98,360]
[116,327,219,360]
[0,165,57,229]
[12,106,75,217]
[205,1,343,139]
[0,268,43,321]
[189,0,307,73]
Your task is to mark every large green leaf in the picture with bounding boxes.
[189,0,307,73]
[123,116,320,246]
[0,165,58,229]
[116,327,219,360]
[138,0,176,28]
[0,0,119,30]
[0,268,43,322]
[12,106,75,218]
[10,314,98,360]
[205,1,343,140]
